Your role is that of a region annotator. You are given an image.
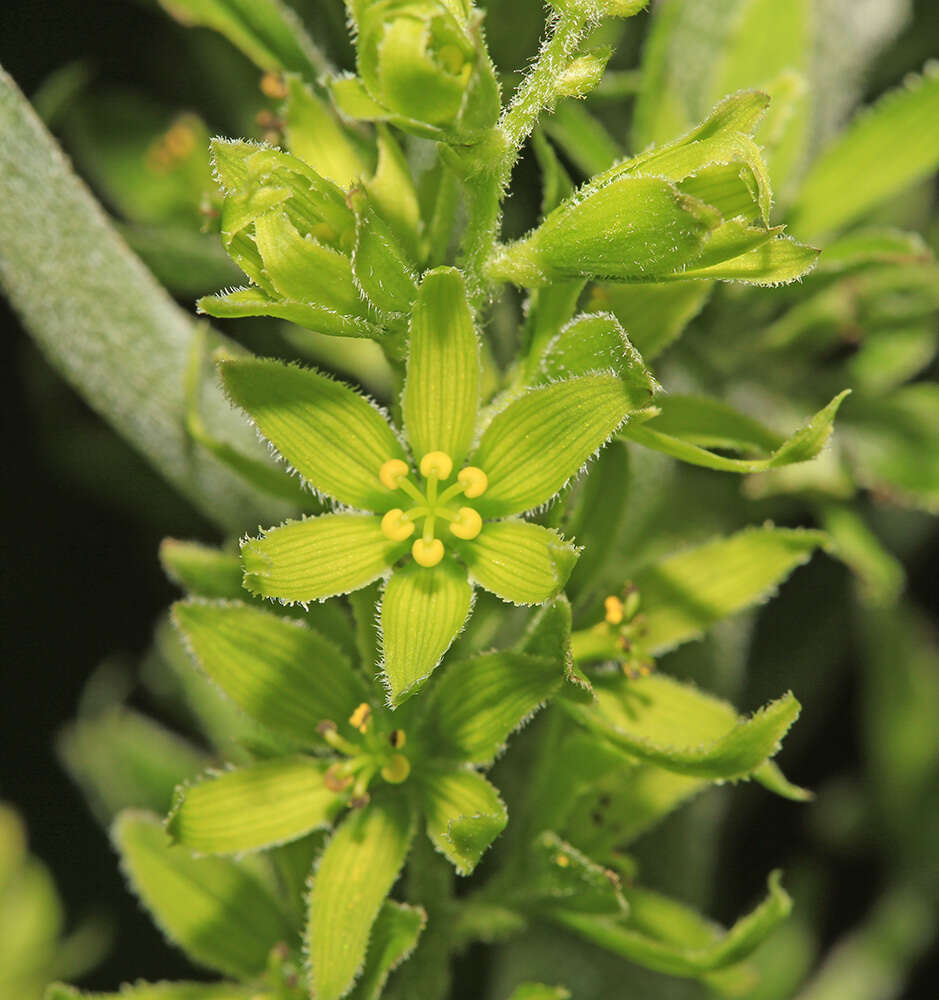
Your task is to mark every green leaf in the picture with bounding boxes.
[537,314,658,406]
[46,984,257,1000]
[459,520,579,606]
[472,377,637,517]
[380,560,473,707]
[564,673,800,781]
[424,652,565,765]
[346,901,427,1000]
[350,200,418,316]
[542,100,621,177]
[0,70,281,532]
[173,601,367,743]
[159,540,245,599]
[419,766,507,875]
[113,810,291,978]
[403,267,480,467]
[167,757,342,854]
[242,514,405,603]
[364,126,421,258]
[308,794,415,1000]
[588,281,711,360]
[197,286,379,340]
[219,357,405,511]
[820,504,904,607]
[623,391,850,474]
[790,65,939,239]
[157,0,326,76]
[506,985,571,1000]
[632,526,827,654]
[532,129,574,217]
[842,383,939,513]
[552,870,791,976]
[58,708,206,822]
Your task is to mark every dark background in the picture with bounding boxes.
[2,0,938,993]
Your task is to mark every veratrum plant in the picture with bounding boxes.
[1,0,937,998]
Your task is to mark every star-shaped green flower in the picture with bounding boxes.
[220,267,650,704]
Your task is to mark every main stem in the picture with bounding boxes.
[456,7,592,304]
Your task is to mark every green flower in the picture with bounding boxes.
[220,267,651,703]
[164,596,574,1000]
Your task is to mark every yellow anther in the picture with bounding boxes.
[379,458,410,491]
[349,702,372,733]
[457,466,488,498]
[381,508,415,542]
[420,451,453,480]
[260,71,288,99]
[380,753,411,784]
[555,853,570,868]
[604,595,624,625]
[388,729,406,749]
[324,763,354,793]
[448,506,483,540]
[412,537,444,567]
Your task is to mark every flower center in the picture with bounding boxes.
[317,703,410,809]
[378,451,488,568]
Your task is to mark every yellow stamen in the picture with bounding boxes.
[604,595,624,625]
[388,729,406,749]
[324,763,354,793]
[457,466,488,498]
[555,853,570,868]
[349,702,372,733]
[448,506,482,540]
[379,458,410,491]
[380,753,411,784]
[420,451,453,480]
[381,508,415,542]
[260,71,288,99]
[412,537,444,567]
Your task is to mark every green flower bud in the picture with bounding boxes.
[202,139,416,333]
[488,91,815,288]
[342,0,500,137]
[555,47,611,99]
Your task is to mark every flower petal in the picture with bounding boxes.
[471,376,635,517]
[172,600,368,744]
[403,267,480,467]
[418,765,507,875]
[167,757,343,855]
[242,514,404,603]
[219,356,405,510]
[308,794,415,1000]
[458,520,579,605]
[380,559,472,707]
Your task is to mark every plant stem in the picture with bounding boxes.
[455,6,594,303]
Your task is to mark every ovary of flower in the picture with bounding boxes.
[378,452,488,568]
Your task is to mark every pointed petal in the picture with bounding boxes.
[380,560,472,707]
[242,514,404,604]
[308,795,415,1000]
[172,600,368,744]
[418,765,507,875]
[403,268,480,467]
[459,520,579,605]
[472,376,635,517]
[219,357,405,510]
